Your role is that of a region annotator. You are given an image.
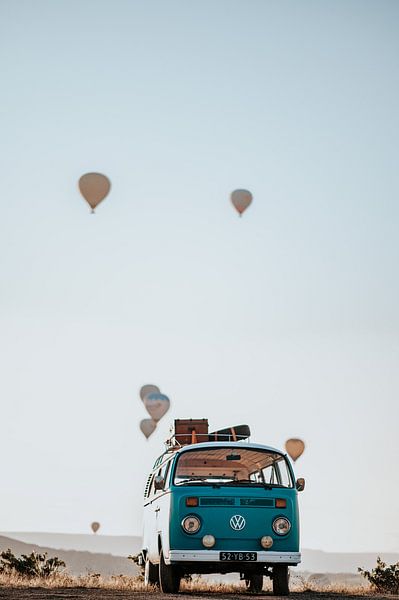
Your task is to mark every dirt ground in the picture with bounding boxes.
[0,590,396,600]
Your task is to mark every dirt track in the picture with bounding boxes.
[0,590,395,600]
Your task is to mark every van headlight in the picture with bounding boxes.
[182,515,201,534]
[272,517,291,535]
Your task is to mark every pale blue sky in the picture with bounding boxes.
[1,0,398,553]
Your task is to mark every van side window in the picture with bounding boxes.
[262,464,277,484]
[163,460,172,486]
[153,460,171,494]
[275,459,292,487]
[166,460,174,486]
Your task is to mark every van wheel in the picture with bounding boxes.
[159,549,181,593]
[273,565,289,596]
[245,573,264,593]
[144,555,159,586]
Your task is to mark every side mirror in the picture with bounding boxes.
[154,475,165,491]
[296,478,305,492]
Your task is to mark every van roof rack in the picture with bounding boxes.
[165,419,251,449]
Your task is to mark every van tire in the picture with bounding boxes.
[246,573,263,593]
[273,565,289,596]
[144,555,159,586]
[159,549,181,593]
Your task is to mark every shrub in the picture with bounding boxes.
[0,549,66,578]
[358,556,399,594]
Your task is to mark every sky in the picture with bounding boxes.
[0,0,398,554]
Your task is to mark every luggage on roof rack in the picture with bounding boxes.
[167,419,250,447]
[173,419,209,445]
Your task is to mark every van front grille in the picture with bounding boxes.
[199,497,236,506]
[240,498,274,507]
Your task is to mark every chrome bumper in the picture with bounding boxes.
[167,550,301,565]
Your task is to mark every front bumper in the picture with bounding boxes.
[167,550,301,565]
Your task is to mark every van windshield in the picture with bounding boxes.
[173,447,293,488]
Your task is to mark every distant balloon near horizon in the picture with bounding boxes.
[91,521,100,534]
[144,392,170,422]
[140,418,157,439]
[285,438,305,462]
[78,173,111,213]
[139,384,161,402]
[231,189,252,216]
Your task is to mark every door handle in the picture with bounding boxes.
[155,507,160,513]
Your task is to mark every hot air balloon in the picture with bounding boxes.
[140,418,157,439]
[285,438,305,462]
[144,392,170,422]
[91,521,100,534]
[78,173,111,213]
[139,384,160,402]
[231,189,252,216]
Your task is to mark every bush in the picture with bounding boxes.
[358,556,399,594]
[0,549,66,578]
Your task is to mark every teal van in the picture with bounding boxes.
[139,420,305,595]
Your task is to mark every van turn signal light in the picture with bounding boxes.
[275,498,286,508]
[186,497,199,507]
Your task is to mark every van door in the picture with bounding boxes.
[143,473,158,561]
[146,470,161,563]
[153,460,172,560]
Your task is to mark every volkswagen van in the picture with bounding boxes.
[138,419,304,595]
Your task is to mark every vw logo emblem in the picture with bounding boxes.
[230,514,246,531]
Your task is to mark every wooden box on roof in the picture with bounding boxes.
[174,418,209,445]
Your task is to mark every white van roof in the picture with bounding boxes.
[175,441,284,455]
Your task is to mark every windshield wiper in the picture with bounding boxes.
[179,478,207,484]
[222,480,253,486]
[179,478,234,486]
[221,480,277,489]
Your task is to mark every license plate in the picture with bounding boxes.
[220,552,257,562]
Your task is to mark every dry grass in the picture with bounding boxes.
[291,579,370,595]
[0,571,376,596]
[0,572,148,590]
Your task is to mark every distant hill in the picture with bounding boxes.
[0,535,139,577]
[1,532,398,575]
[300,548,399,573]
[1,532,141,558]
